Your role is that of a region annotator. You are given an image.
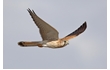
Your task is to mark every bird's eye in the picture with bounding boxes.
[64,41,67,44]
[63,41,69,45]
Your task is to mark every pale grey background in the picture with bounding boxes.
[3,0,107,69]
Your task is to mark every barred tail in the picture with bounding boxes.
[18,41,43,47]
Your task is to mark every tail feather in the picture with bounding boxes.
[18,41,43,47]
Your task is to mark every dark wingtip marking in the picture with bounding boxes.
[66,21,87,37]
[27,8,31,11]
[18,42,24,46]
[27,8,34,13]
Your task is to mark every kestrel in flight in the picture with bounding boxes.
[18,8,87,48]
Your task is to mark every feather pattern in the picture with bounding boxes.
[61,22,87,41]
[27,9,59,41]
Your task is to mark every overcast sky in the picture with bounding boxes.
[3,0,107,69]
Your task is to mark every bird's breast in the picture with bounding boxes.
[44,40,65,48]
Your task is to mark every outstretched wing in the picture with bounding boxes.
[61,22,87,41]
[27,8,59,41]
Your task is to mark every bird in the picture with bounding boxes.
[18,8,87,48]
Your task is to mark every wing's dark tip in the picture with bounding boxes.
[18,42,24,46]
[67,21,87,37]
[27,8,31,11]
[27,8,34,13]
